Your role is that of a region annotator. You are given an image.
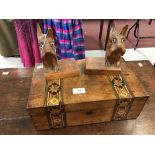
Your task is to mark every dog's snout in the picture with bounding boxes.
[116,44,123,50]
[120,49,126,56]
[117,47,122,52]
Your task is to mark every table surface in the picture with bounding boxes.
[0,60,155,135]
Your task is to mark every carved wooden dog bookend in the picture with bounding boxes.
[36,23,80,80]
[85,23,128,75]
[105,22,128,67]
[36,24,58,72]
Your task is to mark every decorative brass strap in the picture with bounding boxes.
[109,75,134,120]
[46,79,65,128]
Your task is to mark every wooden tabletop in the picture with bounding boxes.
[0,60,155,135]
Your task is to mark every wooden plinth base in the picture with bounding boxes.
[85,57,121,75]
[43,59,80,80]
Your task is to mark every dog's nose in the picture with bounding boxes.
[117,45,123,50]
[121,49,126,56]
[116,46,125,55]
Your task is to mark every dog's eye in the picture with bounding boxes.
[50,42,55,46]
[39,42,44,48]
[121,38,125,42]
[112,38,116,43]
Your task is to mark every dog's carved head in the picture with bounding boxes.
[106,22,128,67]
[36,24,58,71]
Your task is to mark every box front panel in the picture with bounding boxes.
[66,101,115,126]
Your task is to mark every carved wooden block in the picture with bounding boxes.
[85,57,121,75]
[44,59,81,80]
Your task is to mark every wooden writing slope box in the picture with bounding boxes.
[27,59,149,131]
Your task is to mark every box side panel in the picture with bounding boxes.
[27,64,50,130]
[121,62,149,97]
[127,97,149,119]
[28,108,50,130]
[27,64,46,109]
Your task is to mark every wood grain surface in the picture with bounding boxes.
[85,57,121,75]
[0,60,155,134]
[44,59,80,80]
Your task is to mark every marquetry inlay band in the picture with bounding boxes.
[46,79,65,128]
[109,75,134,120]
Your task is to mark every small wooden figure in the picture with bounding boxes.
[36,24,58,72]
[105,22,128,67]
[36,24,80,80]
[85,22,128,75]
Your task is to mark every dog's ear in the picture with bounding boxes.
[110,22,116,34]
[46,28,53,39]
[120,25,128,36]
[36,23,43,40]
